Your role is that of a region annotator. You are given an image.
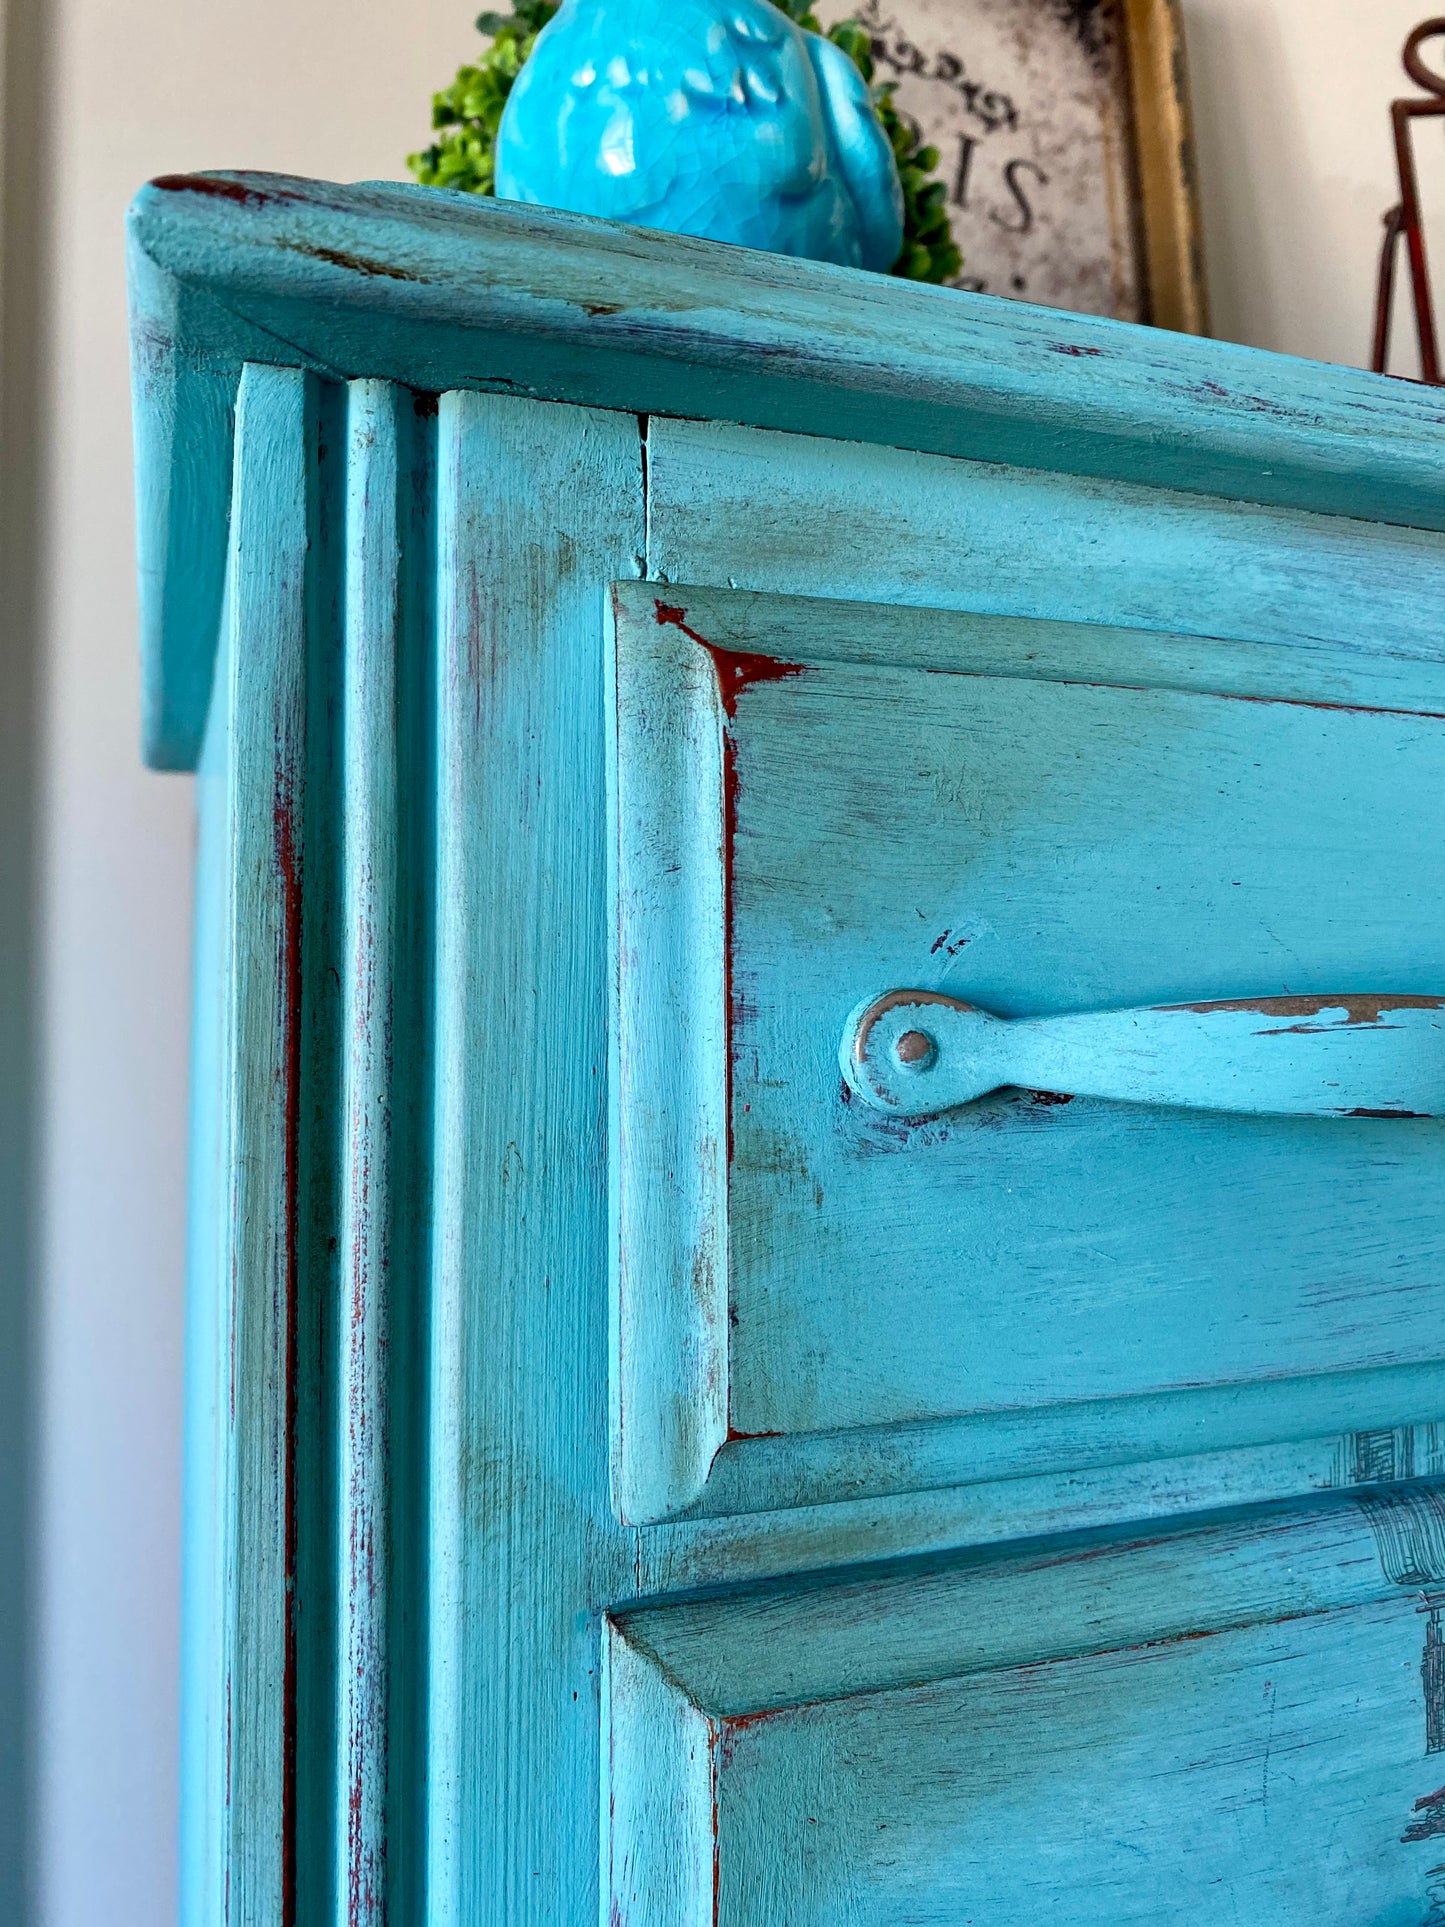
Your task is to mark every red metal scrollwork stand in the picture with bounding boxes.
[1374,18,1445,381]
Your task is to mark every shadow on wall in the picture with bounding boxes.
[1,0,48,1918]
[1179,0,1283,349]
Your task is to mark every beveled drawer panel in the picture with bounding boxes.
[610,582,1445,1523]
[607,1484,1445,1925]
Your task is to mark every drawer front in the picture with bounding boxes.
[611,581,1445,1522]
[608,1484,1445,1926]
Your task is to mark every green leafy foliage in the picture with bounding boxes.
[408,2,559,196]
[407,0,961,283]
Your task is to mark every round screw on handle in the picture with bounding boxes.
[842,990,1445,1121]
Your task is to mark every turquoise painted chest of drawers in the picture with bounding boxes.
[131,172,1445,1926]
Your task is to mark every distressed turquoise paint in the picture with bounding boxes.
[612,1487,1445,1924]
[134,175,1445,1927]
[127,224,236,770]
[336,379,403,1927]
[426,391,643,1921]
[179,504,231,1927]
[128,173,1445,767]
[213,362,310,1927]
[611,578,1445,1517]
[609,582,729,1523]
[177,364,431,1926]
[329,374,435,1927]
[844,990,1445,1118]
[644,415,1445,663]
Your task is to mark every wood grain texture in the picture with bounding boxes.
[215,362,311,1927]
[426,390,643,1923]
[127,171,1445,767]
[646,415,1445,669]
[622,1488,1445,1711]
[604,1624,713,1927]
[136,184,1445,1927]
[336,379,402,1927]
[610,1485,1445,1924]
[612,578,1445,1519]
[636,1421,1445,1593]
[331,375,435,1927]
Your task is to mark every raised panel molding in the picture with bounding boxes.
[611,578,1445,1525]
[607,1485,1445,1925]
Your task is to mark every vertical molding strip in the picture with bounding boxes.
[428,391,644,1924]
[182,490,235,1927]
[336,381,402,1927]
[223,362,311,1926]
[196,365,429,1927]
[609,584,729,1522]
[386,390,436,1927]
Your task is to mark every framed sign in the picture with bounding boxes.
[821,0,1209,332]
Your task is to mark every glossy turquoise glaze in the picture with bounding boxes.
[494,0,904,270]
[130,174,1445,1925]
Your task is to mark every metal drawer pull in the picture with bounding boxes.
[842,991,1445,1120]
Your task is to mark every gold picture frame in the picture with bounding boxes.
[1124,0,1209,334]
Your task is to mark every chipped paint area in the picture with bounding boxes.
[139,146,1445,1927]
[278,239,421,282]
[652,596,807,1181]
[151,170,286,207]
[1168,993,1445,1029]
[1405,1785,1445,1844]
[652,598,808,717]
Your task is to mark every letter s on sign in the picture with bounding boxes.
[991,157,1048,234]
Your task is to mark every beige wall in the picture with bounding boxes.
[1186,0,1433,375]
[24,1,1436,1922]
[33,6,474,1922]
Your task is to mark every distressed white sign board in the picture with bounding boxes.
[832,0,1143,318]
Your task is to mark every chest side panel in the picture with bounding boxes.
[427,389,647,1926]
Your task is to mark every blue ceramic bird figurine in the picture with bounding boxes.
[494,0,904,272]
